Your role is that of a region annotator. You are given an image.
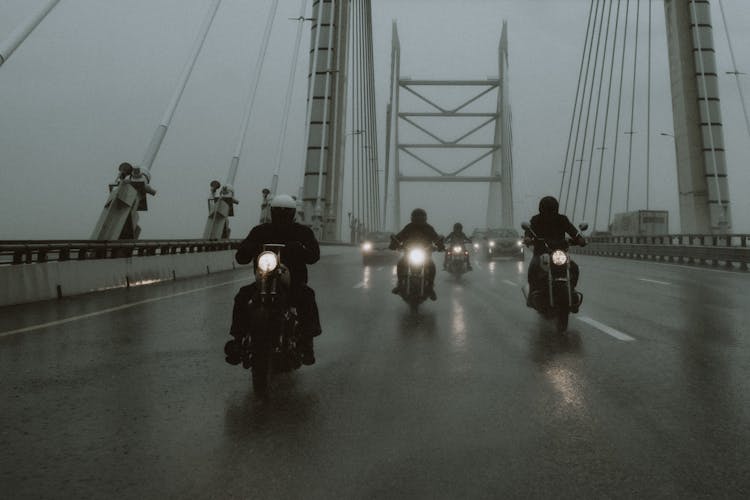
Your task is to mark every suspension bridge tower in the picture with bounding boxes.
[664,0,732,233]
[384,21,513,231]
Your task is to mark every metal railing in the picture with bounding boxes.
[0,239,241,266]
[573,234,750,271]
[0,239,355,266]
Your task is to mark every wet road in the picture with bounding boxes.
[1,248,749,498]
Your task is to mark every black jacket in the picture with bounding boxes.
[445,231,471,244]
[390,222,444,250]
[235,222,320,285]
[526,213,580,256]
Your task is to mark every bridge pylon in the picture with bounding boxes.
[301,0,350,241]
[664,0,732,233]
[384,21,513,231]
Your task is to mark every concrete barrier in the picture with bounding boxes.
[0,250,236,307]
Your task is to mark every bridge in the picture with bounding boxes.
[1,1,749,498]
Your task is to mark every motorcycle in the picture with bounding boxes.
[521,222,588,333]
[391,236,439,310]
[233,243,305,396]
[445,241,470,277]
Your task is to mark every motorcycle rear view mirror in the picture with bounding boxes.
[521,222,531,231]
[578,223,589,231]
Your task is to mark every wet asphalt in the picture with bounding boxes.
[1,248,749,499]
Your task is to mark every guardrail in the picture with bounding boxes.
[0,239,242,266]
[0,239,354,266]
[573,234,750,271]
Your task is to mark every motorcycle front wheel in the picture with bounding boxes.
[250,308,273,397]
[556,309,569,333]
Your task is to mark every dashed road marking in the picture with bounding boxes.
[576,316,636,342]
[353,282,365,288]
[638,277,671,286]
[502,279,519,287]
[0,278,246,338]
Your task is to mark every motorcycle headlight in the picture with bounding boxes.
[489,241,496,247]
[257,251,278,273]
[551,250,568,266]
[408,248,426,265]
[473,243,479,249]
[362,242,373,252]
[452,246,462,253]
[517,240,523,247]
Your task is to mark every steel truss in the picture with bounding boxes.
[384,22,513,231]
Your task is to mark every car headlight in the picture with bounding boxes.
[551,250,568,266]
[408,248,427,265]
[517,240,523,247]
[452,246,462,253]
[489,241,496,247]
[362,242,373,252]
[257,251,279,273]
[473,243,479,249]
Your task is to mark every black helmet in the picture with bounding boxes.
[453,222,463,232]
[411,208,427,224]
[538,196,559,216]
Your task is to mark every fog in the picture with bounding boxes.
[1,0,749,240]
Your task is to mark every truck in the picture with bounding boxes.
[610,210,669,236]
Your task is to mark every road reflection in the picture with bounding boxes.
[398,309,437,337]
[450,296,467,350]
[528,327,587,416]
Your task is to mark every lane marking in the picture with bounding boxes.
[576,316,635,342]
[0,278,246,338]
[638,277,671,286]
[502,279,519,287]
[353,282,365,288]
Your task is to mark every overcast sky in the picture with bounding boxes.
[1,0,749,239]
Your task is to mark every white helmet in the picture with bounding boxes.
[270,194,296,209]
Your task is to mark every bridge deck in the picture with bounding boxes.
[1,249,749,498]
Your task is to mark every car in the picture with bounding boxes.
[360,231,398,265]
[475,227,524,261]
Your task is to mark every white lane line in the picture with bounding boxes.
[576,316,636,342]
[377,267,384,271]
[502,279,519,287]
[638,277,671,286]
[0,278,247,338]
[353,282,365,288]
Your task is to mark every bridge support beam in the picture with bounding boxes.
[302,0,350,241]
[664,0,732,233]
[385,22,512,231]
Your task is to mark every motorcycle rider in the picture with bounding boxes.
[443,222,473,271]
[389,208,445,301]
[225,194,321,366]
[523,196,586,310]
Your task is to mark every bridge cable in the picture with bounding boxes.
[593,0,624,231]
[607,0,632,229]
[581,0,615,223]
[559,0,596,206]
[564,0,602,213]
[646,0,652,209]
[625,0,642,211]
[270,0,308,195]
[572,0,610,221]
[226,0,278,187]
[365,0,381,230]
[717,0,750,144]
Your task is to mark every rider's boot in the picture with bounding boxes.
[427,280,437,301]
[299,335,315,365]
[570,291,583,313]
[224,335,243,365]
